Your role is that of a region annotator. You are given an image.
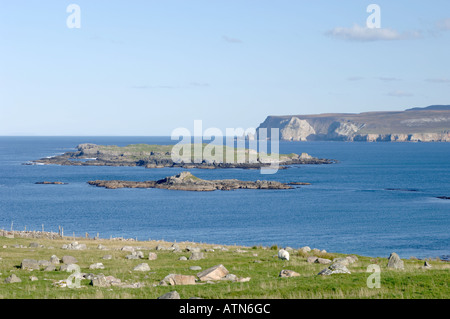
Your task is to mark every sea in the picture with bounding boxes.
[0,136,449,260]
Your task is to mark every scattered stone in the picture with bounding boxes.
[279,270,300,278]
[387,252,404,269]
[235,277,251,283]
[44,265,56,272]
[332,258,350,266]
[315,258,332,265]
[189,266,202,271]
[156,245,167,251]
[126,254,139,260]
[278,249,290,261]
[121,246,135,252]
[222,274,238,281]
[148,252,158,260]
[186,246,201,253]
[160,274,196,286]
[197,264,229,281]
[59,264,79,272]
[4,274,21,283]
[189,252,205,261]
[307,256,318,263]
[158,291,180,299]
[97,244,108,250]
[91,274,122,287]
[50,255,60,264]
[29,242,40,248]
[38,260,51,268]
[102,255,112,260]
[321,250,327,254]
[346,256,358,264]
[29,276,38,281]
[89,263,105,270]
[62,256,78,264]
[133,263,150,272]
[62,242,87,250]
[318,262,351,276]
[179,256,188,261]
[21,259,40,270]
[235,249,248,253]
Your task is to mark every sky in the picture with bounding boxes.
[1,0,450,136]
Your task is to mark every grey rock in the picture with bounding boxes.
[89,263,105,270]
[29,242,40,248]
[197,264,229,281]
[315,258,332,265]
[62,256,78,264]
[148,252,158,260]
[29,276,38,281]
[307,256,318,263]
[21,259,40,270]
[102,255,112,260]
[50,255,60,264]
[279,269,300,278]
[160,274,196,286]
[387,252,404,269]
[38,260,51,268]
[4,274,22,283]
[189,252,204,261]
[318,262,351,276]
[44,265,56,272]
[178,256,188,261]
[189,266,202,271]
[158,291,180,299]
[133,263,150,272]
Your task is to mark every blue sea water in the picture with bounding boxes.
[0,136,449,259]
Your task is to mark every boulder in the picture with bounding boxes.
[148,252,158,260]
[21,259,40,270]
[133,263,150,272]
[189,252,204,261]
[197,264,229,281]
[189,266,202,271]
[158,291,181,299]
[89,263,105,270]
[279,270,300,278]
[29,242,40,248]
[387,252,404,269]
[38,260,51,268]
[50,255,60,264]
[44,265,56,272]
[121,246,135,252]
[102,255,112,260]
[4,274,21,283]
[29,276,38,281]
[59,264,79,272]
[179,256,188,261]
[332,258,350,266]
[315,258,332,265]
[62,256,78,264]
[318,262,351,276]
[307,256,318,263]
[160,274,196,286]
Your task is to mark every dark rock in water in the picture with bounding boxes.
[385,188,419,192]
[88,172,293,192]
[437,196,450,200]
[35,181,68,185]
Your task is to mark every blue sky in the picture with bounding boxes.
[1,0,450,135]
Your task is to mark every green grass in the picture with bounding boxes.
[0,236,448,299]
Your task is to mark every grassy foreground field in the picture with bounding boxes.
[0,234,448,299]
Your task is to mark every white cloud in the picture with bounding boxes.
[326,24,420,42]
[437,18,450,31]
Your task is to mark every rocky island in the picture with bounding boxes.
[257,105,450,142]
[29,143,335,169]
[88,171,294,191]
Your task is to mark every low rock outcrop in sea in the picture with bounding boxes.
[88,171,295,192]
[29,143,335,169]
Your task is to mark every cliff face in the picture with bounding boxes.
[257,105,450,142]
